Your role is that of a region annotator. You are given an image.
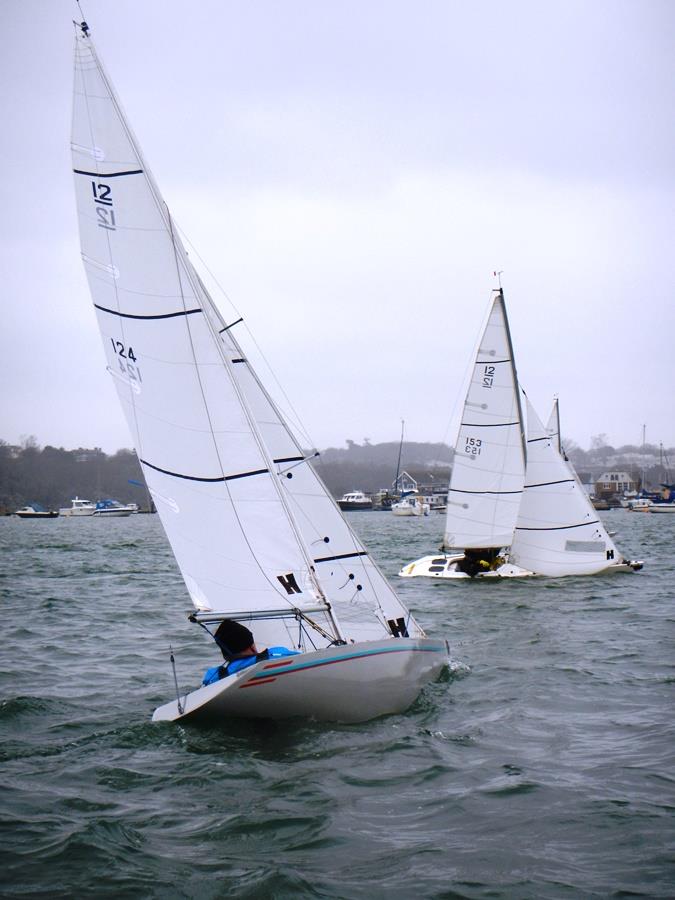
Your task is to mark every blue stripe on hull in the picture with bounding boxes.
[246,644,446,684]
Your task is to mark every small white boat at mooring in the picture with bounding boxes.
[59,497,97,517]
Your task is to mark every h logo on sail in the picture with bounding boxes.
[388,617,409,638]
[277,572,303,595]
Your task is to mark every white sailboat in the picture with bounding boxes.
[399,292,642,579]
[400,288,532,579]
[507,397,641,576]
[70,23,447,723]
[391,493,430,516]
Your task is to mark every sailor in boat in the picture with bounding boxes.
[201,619,298,686]
[454,548,505,577]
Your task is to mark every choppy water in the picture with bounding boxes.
[0,510,673,898]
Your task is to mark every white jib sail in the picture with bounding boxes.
[442,289,526,550]
[509,397,622,576]
[71,33,416,648]
[196,274,423,640]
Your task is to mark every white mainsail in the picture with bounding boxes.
[510,397,623,576]
[442,289,526,550]
[71,31,418,651]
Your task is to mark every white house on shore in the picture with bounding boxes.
[595,471,639,498]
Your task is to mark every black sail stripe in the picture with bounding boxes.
[94,303,202,321]
[231,358,246,364]
[524,479,575,489]
[273,456,305,464]
[475,358,511,364]
[449,488,523,495]
[460,421,520,428]
[73,168,144,177]
[141,459,269,483]
[314,551,369,564]
[515,520,600,532]
[528,436,552,443]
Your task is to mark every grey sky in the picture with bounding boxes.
[2,0,674,454]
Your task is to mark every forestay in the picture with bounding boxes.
[71,34,418,648]
[510,398,621,576]
[442,290,526,550]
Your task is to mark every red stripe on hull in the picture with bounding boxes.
[239,676,277,689]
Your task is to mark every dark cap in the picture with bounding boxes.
[215,619,254,657]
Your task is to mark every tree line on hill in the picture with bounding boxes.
[0,435,672,514]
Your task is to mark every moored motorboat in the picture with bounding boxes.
[337,491,373,511]
[59,497,96,517]
[92,499,138,517]
[15,504,59,519]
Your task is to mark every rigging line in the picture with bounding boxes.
[169,646,184,716]
[174,222,316,450]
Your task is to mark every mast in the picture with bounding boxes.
[394,419,404,494]
[641,424,646,491]
[554,396,562,455]
[498,287,527,466]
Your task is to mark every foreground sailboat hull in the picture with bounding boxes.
[152,638,449,725]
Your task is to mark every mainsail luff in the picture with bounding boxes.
[71,31,346,646]
[442,289,526,551]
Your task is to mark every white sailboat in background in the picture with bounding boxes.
[507,397,640,576]
[400,291,642,580]
[70,22,447,724]
[400,288,532,579]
